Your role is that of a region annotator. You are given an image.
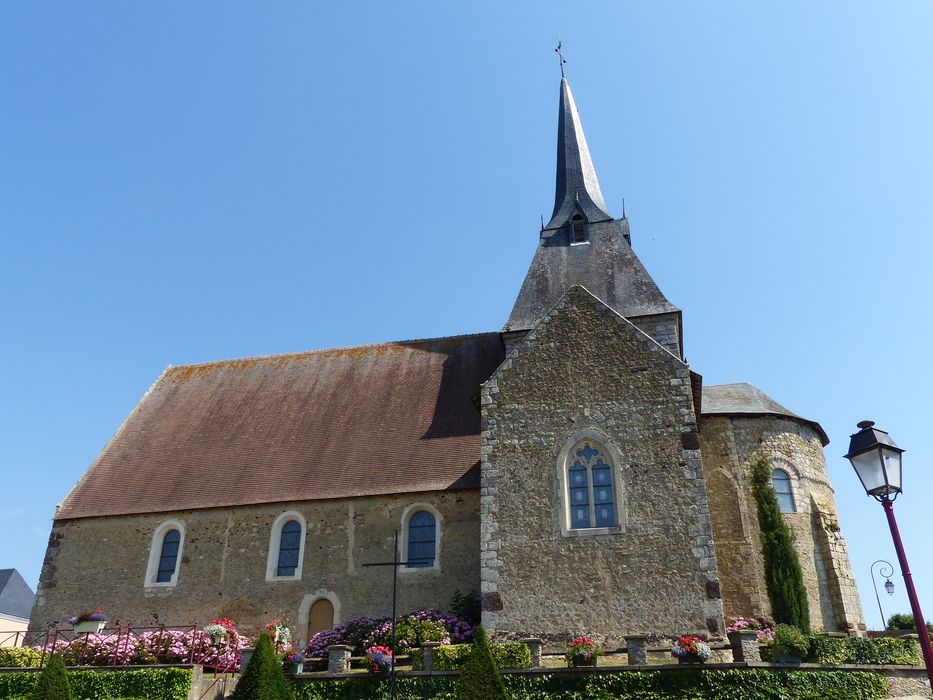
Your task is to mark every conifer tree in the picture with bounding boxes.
[28,653,72,700]
[750,455,811,633]
[454,625,508,700]
[230,631,294,700]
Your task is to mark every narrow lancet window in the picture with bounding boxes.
[156,529,181,583]
[276,520,302,577]
[407,510,437,567]
[772,469,796,513]
[570,214,587,244]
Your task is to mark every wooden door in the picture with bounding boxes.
[307,598,335,640]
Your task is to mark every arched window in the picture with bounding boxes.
[277,520,302,577]
[156,529,181,583]
[772,468,796,513]
[266,511,307,581]
[406,511,437,568]
[570,214,587,244]
[567,441,617,529]
[144,519,185,588]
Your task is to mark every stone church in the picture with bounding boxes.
[31,77,865,646]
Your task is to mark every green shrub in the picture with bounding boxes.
[806,634,922,666]
[772,625,808,658]
[453,626,507,700]
[886,612,933,635]
[0,668,191,700]
[292,669,888,699]
[0,648,42,668]
[411,642,531,671]
[27,654,71,700]
[806,635,850,665]
[750,455,810,632]
[450,590,481,626]
[231,632,294,700]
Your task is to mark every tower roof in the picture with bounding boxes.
[546,78,613,230]
[701,382,829,446]
[505,78,679,332]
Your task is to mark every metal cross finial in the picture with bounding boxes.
[555,41,567,78]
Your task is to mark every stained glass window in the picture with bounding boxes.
[772,469,796,513]
[156,529,181,583]
[567,442,617,529]
[407,510,436,568]
[276,520,302,577]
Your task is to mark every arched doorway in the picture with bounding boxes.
[307,598,335,641]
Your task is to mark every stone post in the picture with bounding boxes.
[520,638,543,668]
[727,630,761,663]
[327,645,352,674]
[625,635,648,666]
[422,641,441,673]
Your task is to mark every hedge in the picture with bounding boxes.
[806,635,922,666]
[0,668,191,700]
[293,669,888,699]
[410,642,531,671]
[0,648,42,668]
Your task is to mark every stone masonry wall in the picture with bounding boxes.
[700,415,864,633]
[31,490,479,644]
[480,287,723,645]
[629,312,682,359]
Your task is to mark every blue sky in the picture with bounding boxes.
[2,2,931,631]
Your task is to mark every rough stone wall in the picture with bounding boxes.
[699,414,865,633]
[481,286,723,644]
[30,490,479,643]
[629,312,682,359]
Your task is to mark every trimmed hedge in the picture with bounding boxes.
[0,668,191,700]
[807,635,922,666]
[0,648,42,668]
[293,669,888,699]
[410,642,531,670]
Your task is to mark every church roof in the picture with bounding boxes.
[56,333,505,520]
[0,569,34,621]
[701,382,829,446]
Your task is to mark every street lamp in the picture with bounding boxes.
[846,421,933,688]
[870,559,895,628]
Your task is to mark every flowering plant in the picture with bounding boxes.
[565,636,602,666]
[671,635,712,662]
[287,652,305,665]
[266,620,293,642]
[726,616,774,642]
[68,609,108,625]
[365,645,393,674]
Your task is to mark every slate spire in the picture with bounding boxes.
[505,77,681,351]
[546,78,613,230]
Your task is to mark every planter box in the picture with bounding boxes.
[570,655,597,668]
[773,650,803,665]
[74,621,105,634]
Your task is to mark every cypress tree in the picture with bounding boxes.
[230,631,294,700]
[750,455,810,633]
[28,653,72,700]
[454,625,508,700]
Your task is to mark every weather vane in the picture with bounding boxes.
[555,40,567,78]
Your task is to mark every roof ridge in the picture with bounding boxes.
[166,331,502,371]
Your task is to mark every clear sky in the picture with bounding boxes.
[2,1,931,632]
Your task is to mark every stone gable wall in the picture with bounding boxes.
[480,287,723,644]
[699,414,864,633]
[30,491,479,643]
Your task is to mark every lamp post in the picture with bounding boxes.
[846,421,933,689]
[869,559,895,629]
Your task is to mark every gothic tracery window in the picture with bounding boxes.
[567,441,617,529]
